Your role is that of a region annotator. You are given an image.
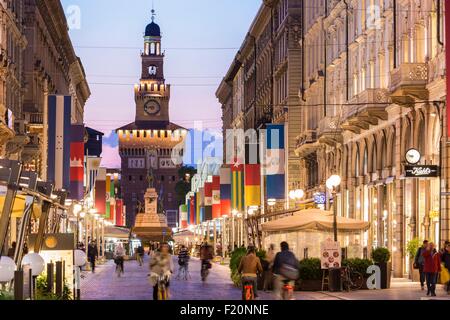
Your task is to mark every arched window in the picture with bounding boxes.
[363,146,368,176]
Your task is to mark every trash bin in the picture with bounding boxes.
[328,268,342,292]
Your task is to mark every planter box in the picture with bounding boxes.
[376,262,392,289]
[298,279,323,291]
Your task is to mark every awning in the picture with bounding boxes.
[0,195,42,219]
[173,230,196,242]
[104,226,130,239]
[261,209,370,233]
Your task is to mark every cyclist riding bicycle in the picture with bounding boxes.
[272,242,299,300]
[238,246,263,299]
[149,242,174,300]
[199,241,213,281]
[114,243,125,276]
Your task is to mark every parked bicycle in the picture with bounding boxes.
[341,265,363,291]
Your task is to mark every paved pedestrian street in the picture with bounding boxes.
[80,256,450,301]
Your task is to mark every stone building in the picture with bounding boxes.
[296,0,448,278]
[217,0,303,210]
[117,11,187,228]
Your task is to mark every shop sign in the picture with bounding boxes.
[320,239,341,270]
[314,193,326,205]
[405,165,440,178]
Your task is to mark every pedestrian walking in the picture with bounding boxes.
[263,244,276,292]
[88,240,99,273]
[149,243,173,300]
[441,242,450,294]
[114,243,125,276]
[422,242,441,297]
[7,242,16,258]
[137,245,145,266]
[414,240,428,290]
[176,245,190,280]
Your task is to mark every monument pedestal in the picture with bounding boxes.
[133,188,172,242]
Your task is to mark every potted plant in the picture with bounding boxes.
[406,238,421,282]
[298,258,323,291]
[371,247,391,289]
[342,258,373,289]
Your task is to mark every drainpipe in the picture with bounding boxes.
[393,0,397,68]
[301,0,306,102]
[344,0,349,101]
[437,0,444,46]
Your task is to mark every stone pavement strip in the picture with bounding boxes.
[80,256,450,300]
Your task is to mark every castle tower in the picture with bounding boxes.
[117,8,186,228]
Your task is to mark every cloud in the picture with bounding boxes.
[100,144,121,168]
[102,130,119,148]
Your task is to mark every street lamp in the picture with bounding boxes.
[326,175,341,242]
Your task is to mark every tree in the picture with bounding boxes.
[175,166,197,206]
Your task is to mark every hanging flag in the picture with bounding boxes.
[116,199,124,226]
[204,182,213,221]
[48,95,71,191]
[231,161,245,213]
[105,174,111,219]
[110,174,116,223]
[180,204,188,228]
[196,190,201,224]
[265,124,286,200]
[69,124,84,200]
[220,167,231,217]
[95,168,106,216]
[189,194,195,225]
[186,194,191,226]
[212,176,221,219]
[198,187,205,222]
[245,164,261,207]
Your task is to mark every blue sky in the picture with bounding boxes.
[61,0,261,168]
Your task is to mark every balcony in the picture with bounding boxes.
[317,116,342,146]
[390,63,429,106]
[341,89,389,134]
[25,112,44,133]
[295,130,319,157]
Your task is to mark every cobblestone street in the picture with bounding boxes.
[80,255,450,300]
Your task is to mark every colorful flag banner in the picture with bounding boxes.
[105,174,111,219]
[48,95,71,191]
[116,199,124,226]
[110,174,116,223]
[69,124,85,200]
[204,182,213,221]
[220,167,231,217]
[180,204,188,228]
[231,162,245,213]
[189,194,195,225]
[245,164,261,207]
[212,176,221,219]
[196,191,201,224]
[95,168,106,216]
[265,124,286,200]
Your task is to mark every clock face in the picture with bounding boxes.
[144,100,161,116]
[405,148,421,165]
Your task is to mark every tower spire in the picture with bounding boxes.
[151,1,156,22]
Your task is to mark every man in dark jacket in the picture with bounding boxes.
[414,240,428,290]
[272,242,299,299]
[442,243,450,294]
[88,241,99,273]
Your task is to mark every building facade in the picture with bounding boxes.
[117,12,187,228]
[296,0,448,278]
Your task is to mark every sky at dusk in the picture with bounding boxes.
[61,0,261,168]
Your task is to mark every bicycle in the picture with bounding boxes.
[201,260,211,282]
[242,279,255,301]
[281,280,295,300]
[157,275,170,300]
[176,263,191,280]
[341,265,363,291]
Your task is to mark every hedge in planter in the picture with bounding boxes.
[371,247,391,289]
[298,258,323,291]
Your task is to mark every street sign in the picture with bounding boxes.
[405,165,440,178]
